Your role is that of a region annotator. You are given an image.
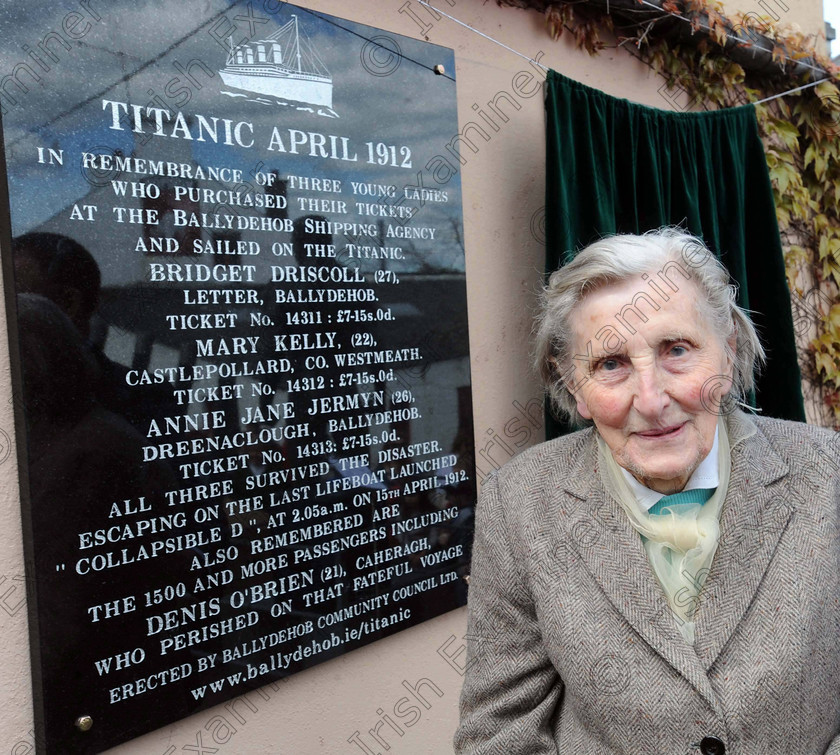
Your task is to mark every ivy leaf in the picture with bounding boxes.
[711,25,728,47]
[771,119,800,152]
[815,81,840,107]
[815,214,831,236]
[814,152,828,181]
[545,5,572,40]
[815,351,835,375]
[804,142,817,168]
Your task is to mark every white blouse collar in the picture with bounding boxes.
[619,426,721,512]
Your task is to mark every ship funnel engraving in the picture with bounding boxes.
[219,15,334,110]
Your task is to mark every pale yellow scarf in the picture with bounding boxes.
[596,414,753,644]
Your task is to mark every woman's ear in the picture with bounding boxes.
[575,391,592,421]
[552,357,592,420]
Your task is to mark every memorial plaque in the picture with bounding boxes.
[0,2,475,751]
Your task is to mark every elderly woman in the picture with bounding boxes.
[455,229,840,755]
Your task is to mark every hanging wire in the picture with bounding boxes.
[7,1,457,149]
[635,0,827,76]
[295,5,456,81]
[418,0,549,70]
[754,77,831,104]
[418,0,835,106]
[6,0,833,146]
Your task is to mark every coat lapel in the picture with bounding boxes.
[556,414,795,711]
[558,433,722,713]
[692,413,793,669]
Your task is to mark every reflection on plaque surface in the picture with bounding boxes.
[0,2,475,751]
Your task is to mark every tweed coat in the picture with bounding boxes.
[455,412,840,755]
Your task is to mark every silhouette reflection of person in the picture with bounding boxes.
[12,232,174,432]
[18,292,175,561]
[17,293,177,745]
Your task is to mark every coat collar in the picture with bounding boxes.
[558,412,793,712]
[692,411,793,669]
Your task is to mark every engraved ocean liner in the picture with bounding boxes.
[219,15,333,108]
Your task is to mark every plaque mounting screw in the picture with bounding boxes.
[433,64,445,75]
[75,716,93,732]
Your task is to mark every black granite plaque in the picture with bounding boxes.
[0,2,475,751]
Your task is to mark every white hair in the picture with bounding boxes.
[533,228,766,425]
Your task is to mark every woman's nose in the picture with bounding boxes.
[632,367,670,419]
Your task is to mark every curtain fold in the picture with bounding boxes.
[545,69,805,437]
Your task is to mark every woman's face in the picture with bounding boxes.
[568,274,734,494]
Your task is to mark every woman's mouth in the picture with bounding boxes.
[635,423,685,439]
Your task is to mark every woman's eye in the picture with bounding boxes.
[597,357,621,371]
[668,344,688,357]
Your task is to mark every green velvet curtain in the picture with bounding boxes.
[545,69,805,437]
